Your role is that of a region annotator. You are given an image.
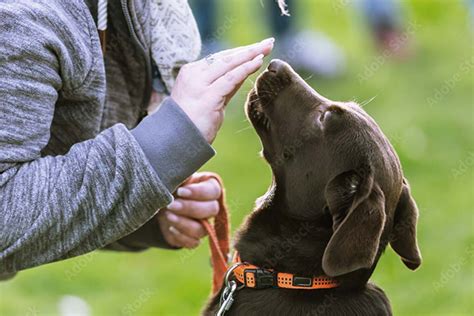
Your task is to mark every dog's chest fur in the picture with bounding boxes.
[235,206,333,277]
[203,206,393,316]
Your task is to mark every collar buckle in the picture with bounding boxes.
[244,268,276,289]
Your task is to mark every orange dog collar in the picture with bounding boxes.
[233,262,339,290]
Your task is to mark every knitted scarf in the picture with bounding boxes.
[149,0,202,92]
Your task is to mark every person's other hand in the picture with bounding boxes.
[157,173,222,248]
[171,38,274,143]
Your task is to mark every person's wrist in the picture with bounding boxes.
[170,97,214,144]
[130,97,215,192]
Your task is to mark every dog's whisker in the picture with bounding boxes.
[235,125,253,134]
[304,74,314,81]
[359,95,378,108]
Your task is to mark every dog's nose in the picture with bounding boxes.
[267,59,286,74]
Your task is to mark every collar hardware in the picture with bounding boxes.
[243,268,276,289]
[233,262,339,290]
[293,276,313,287]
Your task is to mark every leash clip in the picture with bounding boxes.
[216,263,244,316]
[216,280,237,316]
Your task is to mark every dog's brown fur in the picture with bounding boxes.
[203,60,421,316]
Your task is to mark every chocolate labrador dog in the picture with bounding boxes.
[203,59,421,315]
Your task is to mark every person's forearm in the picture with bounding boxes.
[0,125,174,274]
[1,101,216,272]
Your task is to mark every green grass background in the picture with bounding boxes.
[1,0,473,315]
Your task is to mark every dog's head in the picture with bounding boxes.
[246,59,421,277]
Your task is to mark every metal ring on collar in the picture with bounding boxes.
[224,262,245,290]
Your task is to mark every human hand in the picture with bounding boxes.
[157,173,222,248]
[171,38,274,143]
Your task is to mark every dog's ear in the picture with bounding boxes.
[322,165,386,277]
[390,178,422,270]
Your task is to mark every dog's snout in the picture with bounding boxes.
[267,59,286,74]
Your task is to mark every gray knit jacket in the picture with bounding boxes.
[0,0,214,278]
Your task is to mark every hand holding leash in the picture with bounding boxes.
[158,173,222,249]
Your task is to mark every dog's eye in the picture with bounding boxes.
[347,174,360,194]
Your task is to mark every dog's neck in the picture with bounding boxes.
[235,194,332,277]
[234,184,375,289]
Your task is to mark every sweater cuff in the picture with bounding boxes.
[131,97,215,192]
[114,216,178,250]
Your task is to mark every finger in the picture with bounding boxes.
[166,199,219,219]
[211,54,265,99]
[212,38,274,58]
[225,81,244,105]
[203,38,273,83]
[157,211,183,248]
[165,211,207,239]
[176,178,221,201]
[168,225,200,249]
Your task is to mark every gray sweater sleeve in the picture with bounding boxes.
[105,98,215,252]
[0,4,214,274]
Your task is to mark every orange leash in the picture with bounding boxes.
[184,172,230,295]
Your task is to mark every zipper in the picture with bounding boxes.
[120,0,152,116]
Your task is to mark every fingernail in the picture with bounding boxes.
[167,200,183,211]
[177,187,192,198]
[166,212,179,223]
[261,37,275,44]
[169,226,178,234]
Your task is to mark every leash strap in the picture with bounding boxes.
[183,172,230,295]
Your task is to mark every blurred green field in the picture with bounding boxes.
[1,0,473,315]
